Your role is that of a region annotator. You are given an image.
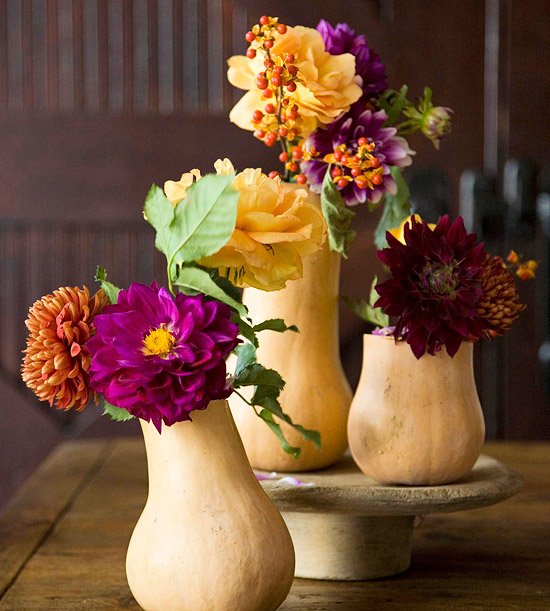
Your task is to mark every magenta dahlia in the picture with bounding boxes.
[87,282,239,431]
[302,109,414,206]
[375,216,488,358]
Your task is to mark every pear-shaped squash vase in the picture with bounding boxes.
[126,400,295,611]
[230,184,352,472]
[348,334,485,485]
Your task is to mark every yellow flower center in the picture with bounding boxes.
[143,326,176,358]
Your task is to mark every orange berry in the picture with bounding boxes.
[337,178,348,188]
[351,167,361,177]
[268,170,280,179]
[333,150,343,161]
[264,58,274,68]
[256,77,268,90]
[246,48,256,59]
[331,167,343,178]
[254,129,266,139]
[277,23,287,34]
[263,39,274,49]
[371,174,383,185]
[287,65,298,76]
[355,177,367,189]
[278,126,289,137]
[259,15,270,25]
[286,81,297,92]
[369,157,380,168]
[265,103,276,114]
[279,151,289,162]
[272,65,282,75]
[270,75,282,87]
[288,162,299,173]
[262,88,273,98]
[291,146,303,160]
[357,137,368,147]
[295,174,307,184]
[285,53,295,63]
[245,31,256,43]
[288,109,298,119]
[252,110,263,122]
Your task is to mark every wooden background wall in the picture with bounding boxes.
[0,0,548,508]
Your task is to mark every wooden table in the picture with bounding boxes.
[0,441,548,610]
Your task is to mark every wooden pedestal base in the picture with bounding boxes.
[260,453,523,581]
[283,512,414,580]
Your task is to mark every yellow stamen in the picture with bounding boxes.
[143,326,176,358]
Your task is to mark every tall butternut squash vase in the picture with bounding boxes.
[348,335,485,485]
[230,185,352,472]
[126,400,295,611]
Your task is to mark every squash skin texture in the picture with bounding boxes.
[230,185,352,472]
[348,335,485,485]
[126,400,295,611]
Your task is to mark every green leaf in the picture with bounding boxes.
[258,410,301,459]
[233,363,285,390]
[320,168,357,258]
[234,315,258,347]
[173,265,247,317]
[234,342,257,376]
[343,276,389,328]
[94,266,121,304]
[103,400,134,422]
[251,388,321,449]
[143,185,175,254]
[144,175,239,276]
[380,85,410,126]
[374,167,411,250]
[253,319,298,333]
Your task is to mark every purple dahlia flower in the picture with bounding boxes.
[87,282,239,431]
[375,216,488,358]
[317,20,387,98]
[302,109,414,206]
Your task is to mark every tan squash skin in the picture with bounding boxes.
[348,335,485,485]
[230,185,352,472]
[126,400,295,611]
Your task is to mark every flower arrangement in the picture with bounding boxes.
[347,214,536,358]
[228,15,452,255]
[22,160,325,455]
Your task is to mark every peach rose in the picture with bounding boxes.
[228,25,362,136]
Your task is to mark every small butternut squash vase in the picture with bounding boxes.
[348,334,485,485]
[230,185,352,472]
[126,400,295,611]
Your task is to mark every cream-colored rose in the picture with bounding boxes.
[200,169,326,291]
[214,158,236,176]
[164,159,236,205]
[228,25,362,136]
[164,169,202,205]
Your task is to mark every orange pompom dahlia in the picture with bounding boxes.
[22,286,109,411]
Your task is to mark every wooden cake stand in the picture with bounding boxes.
[259,453,523,581]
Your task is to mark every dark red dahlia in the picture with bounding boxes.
[375,216,488,358]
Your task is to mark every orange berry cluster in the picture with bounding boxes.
[506,250,538,280]
[322,137,384,191]
[245,16,305,182]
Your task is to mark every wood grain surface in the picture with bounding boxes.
[0,441,548,610]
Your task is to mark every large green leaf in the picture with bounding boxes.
[173,265,247,317]
[374,167,411,250]
[320,168,357,258]
[144,174,239,273]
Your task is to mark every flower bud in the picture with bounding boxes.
[421,106,452,149]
